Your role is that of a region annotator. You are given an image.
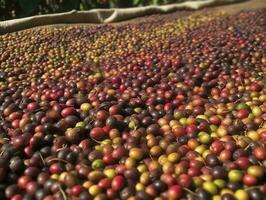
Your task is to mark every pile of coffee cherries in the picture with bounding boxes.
[0,8,265,200]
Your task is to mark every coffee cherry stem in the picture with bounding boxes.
[56,144,68,152]
[244,143,252,151]
[183,187,196,195]
[233,98,242,104]
[38,152,47,167]
[149,153,154,161]
[0,149,5,157]
[258,122,264,128]
[90,136,101,144]
[232,135,239,142]
[257,161,263,166]
[47,158,69,164]
[245,185,264,191]
[30,107,45,114]
[0,138,10,145]
[59,185,68,200]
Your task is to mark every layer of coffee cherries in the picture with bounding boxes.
[0,8,266,200]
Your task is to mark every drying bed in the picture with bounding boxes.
[0,7,266,200]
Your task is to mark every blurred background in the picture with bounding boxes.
[0,0,192,21]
